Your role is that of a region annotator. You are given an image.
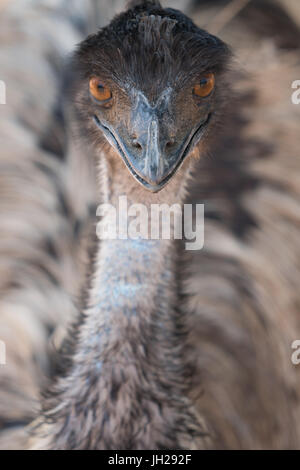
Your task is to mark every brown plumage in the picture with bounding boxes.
[0,0,300,450]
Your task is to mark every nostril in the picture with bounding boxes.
[165,140,175,150]
[132,139,142,150]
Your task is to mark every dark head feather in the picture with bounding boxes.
[74,5,230,91]
[126,0,162,9]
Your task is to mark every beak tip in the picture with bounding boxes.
[143,172,165,187]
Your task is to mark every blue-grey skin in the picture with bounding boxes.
[94,89,211,192]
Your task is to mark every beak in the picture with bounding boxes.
[94,93,210,192]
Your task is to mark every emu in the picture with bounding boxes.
[1,0,300,450]
[32,0,226,449]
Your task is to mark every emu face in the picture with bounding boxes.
[73,4,230,192]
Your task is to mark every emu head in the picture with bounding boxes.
[72,0,231,192]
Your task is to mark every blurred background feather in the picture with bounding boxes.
[0,0,300,449]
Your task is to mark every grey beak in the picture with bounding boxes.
[117,91,180,191]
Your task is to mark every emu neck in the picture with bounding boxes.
[39,150,206,450]
[91,150,187,321]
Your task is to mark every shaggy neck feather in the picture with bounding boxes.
[35,149,207,450]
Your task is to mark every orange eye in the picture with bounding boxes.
[89,78,112,102]
[193,73,215,98]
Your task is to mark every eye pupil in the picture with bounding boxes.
[200,79,208,87]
